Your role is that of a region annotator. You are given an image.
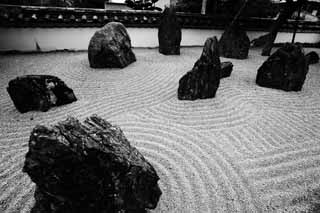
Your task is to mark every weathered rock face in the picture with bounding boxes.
[306,51,319,65]
[178,36,221,100]
[23,115,162,213]
[88,22,136,68]
[158,6,182,55]
[7,75,77,113]
[256,43,308,91]
[219,23,250,59]
[220,61,233,79]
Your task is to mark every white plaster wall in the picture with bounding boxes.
[0,27,319,52]
[0,28,98,51]
[247,31,320,43]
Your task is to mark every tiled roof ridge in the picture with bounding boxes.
[0,4,320,32]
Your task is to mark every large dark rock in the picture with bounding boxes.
[88,22,136,68]
[220,61,233,79]
[178,36,221,100]
[219,23,250,59]
[158,6,181,55]
[7,75,77,113]
[23,115,162,213]
[305,51,319,65]
[256,43,309,91]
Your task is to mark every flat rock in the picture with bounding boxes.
[178,36,221,100]
[305,51,319,65]
[88,22,136,68]
[23,115,162,213]
[256,43,308,91]
[220,61,233,78]
[7,75,77,113]
[219,23,250,59]
[158,6,182,55]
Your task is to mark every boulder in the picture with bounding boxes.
[305,51,319,65]
[7,75,77,113]
[158,6,182,55]
[88,22,136,68]
[219,23,250,59]
[256,43,308,91]
[178,36,221,100]
[220,61,233,78]
[23,115,162,213]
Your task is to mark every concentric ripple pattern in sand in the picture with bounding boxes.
[0,48,320,212]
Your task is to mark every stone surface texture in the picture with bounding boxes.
[7,75,77,113]
[256,43,309,91]
[219,23,250,59]
[23,115,162,213]
[88,22,136,68]
[306,51,319,65]
[220,61,233,79]
[178,36,221,100]
[158,6,182,55]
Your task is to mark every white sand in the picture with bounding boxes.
[0,47,320,212]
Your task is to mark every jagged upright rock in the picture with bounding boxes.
[158,6,182,55]
[178,36,221,100]
[23,115,162,213]
[88,22,136,68]
[219,23,250,59]
[7,75,77,113]
[256,43,308,91]
[305,51,319,65]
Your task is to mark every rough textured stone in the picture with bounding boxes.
[88,22,136,68]
[220,61,233,79]
[7,75,77,113]
[306,51,319,65]
[158,6,181,55]
[219,23,250,59]
[256,43,308,91]
[178,36,221,100]
[23,115,162,213]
